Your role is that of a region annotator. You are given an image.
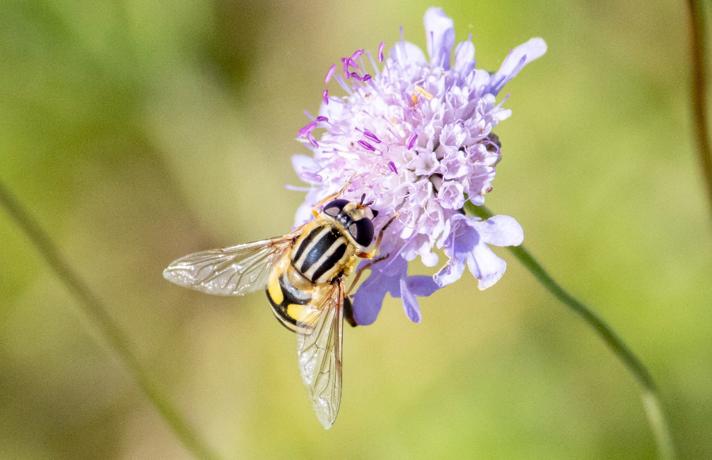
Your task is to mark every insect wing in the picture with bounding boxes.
[163,235,295,296]
[296,282,344,429]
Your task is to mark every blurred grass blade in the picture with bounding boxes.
[0,180,220,460]
[465,203,676,460]
[686,0,712,215]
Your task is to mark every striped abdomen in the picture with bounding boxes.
[266,258,316,332]
[289,222,353,284]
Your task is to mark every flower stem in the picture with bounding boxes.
[0,180,220,460]
[686,0,712,215]
[465,202,676,459]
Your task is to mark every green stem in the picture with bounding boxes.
[0,180,219,460]
[686,0,712,215]
[465,202,676,460]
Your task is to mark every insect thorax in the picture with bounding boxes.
[265,219,356,333]
[289,220,356,284]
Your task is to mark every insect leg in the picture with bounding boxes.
[311,177,357,213]
[373,213,398,249]
[345,253,389,295]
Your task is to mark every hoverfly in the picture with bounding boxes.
[163,194,390,428]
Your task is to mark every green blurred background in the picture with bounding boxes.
[1,0,710,458]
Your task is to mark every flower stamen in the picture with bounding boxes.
[334,75,353,94]
[357,140,376,152]
[362,129,382,144]
[324,64,336,84]
[407,133,418,150]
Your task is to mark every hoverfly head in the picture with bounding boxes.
[323,198,376,248]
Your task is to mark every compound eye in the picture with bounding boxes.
[349,218,374,247]
[323,199,349,217]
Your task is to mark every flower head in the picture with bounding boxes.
[292,8,545,324]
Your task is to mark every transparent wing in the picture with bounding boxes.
[296,282,344,429]
[163,234,296,296]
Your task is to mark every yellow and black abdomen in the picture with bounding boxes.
[266,258,316,332]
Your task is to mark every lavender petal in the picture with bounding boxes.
[490,38,547,94]
[424,7,455,69]
[473,215,524,247]
[467,243,507,290]
[352,273,390,325]
[399,277,422,323]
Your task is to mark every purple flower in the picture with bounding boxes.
[434,214,523,290]
[353,255,439,325]
[292,8,545,324]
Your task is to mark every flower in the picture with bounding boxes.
[434,214,524,290]
[353,255,439,325]
[292,7,545,324]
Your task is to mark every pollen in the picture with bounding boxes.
[414,85,434,101]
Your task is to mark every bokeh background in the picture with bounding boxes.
[1,0,711,458]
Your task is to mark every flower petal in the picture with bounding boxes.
[447,214,480,254]
[293,201,313,226]
[352,272,390,325]
[406,276,440,297]
[399,277,422,323]
[473,215,524,247]
[291,154,319,182]
[467,243,507,290]
[293,188,321,226]
[424,7,455,68]
[437,181,465,210]
[390,41,426,67]
[433,255,466,287]
[454,38,475,74]
[489,38,547,94]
